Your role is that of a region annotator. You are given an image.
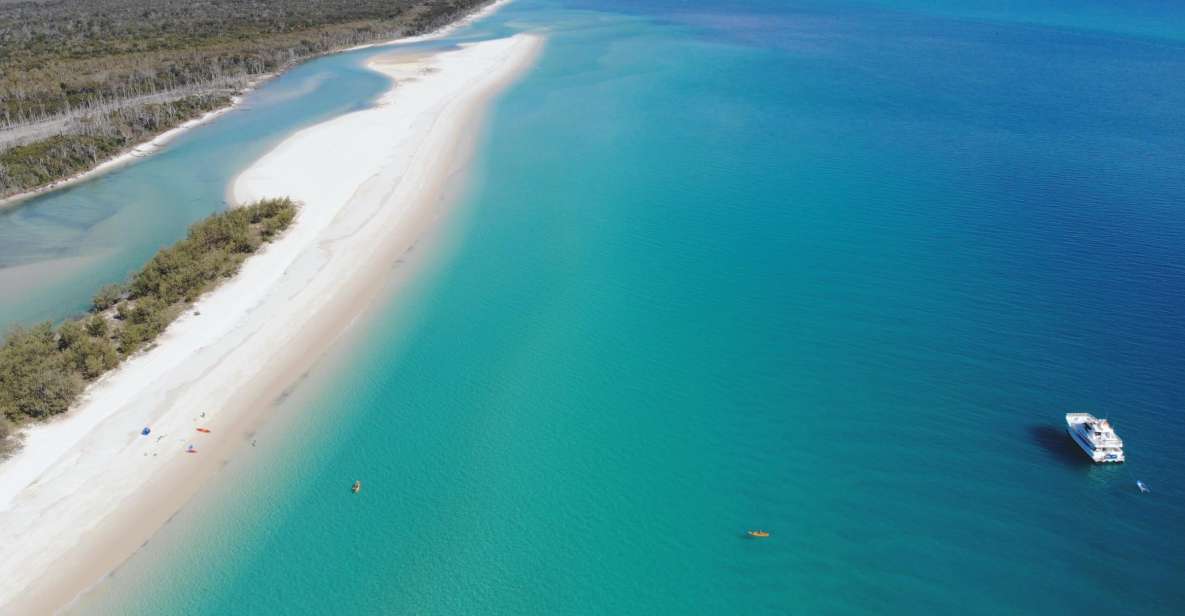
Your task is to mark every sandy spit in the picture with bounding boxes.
[0,32,543,613]
[0,0,512,211]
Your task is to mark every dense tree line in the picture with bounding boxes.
[0,0,488,198]
[0,93,230,197]
[0,197,296,457]
[0,0,488,123]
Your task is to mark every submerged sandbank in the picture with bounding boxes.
[0,33,543,613]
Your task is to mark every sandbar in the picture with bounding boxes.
[0,32,542,613]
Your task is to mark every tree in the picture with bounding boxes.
[72,336,118,379]
[85,315,107,337]
[117,325,143,355]
[92,283,124,311]
[57,320,84,350]
[23,367,82,418]
[0,324,81,420]
[0,198,294,442]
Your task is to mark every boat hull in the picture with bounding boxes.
[1066,425,1124,463]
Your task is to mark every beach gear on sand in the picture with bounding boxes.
[141,427,151,436]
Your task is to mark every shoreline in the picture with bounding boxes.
[0,31,543,614]
[0,97,246,210]
[0,0,510,212]
[339,0,513,52]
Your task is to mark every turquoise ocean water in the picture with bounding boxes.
[1,0,1183,613]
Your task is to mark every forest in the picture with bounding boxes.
[0,197,296,457]
[0,0,488,197]
[0,93,230,195]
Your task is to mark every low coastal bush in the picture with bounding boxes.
[0,197,296,453]
[0,415,15,459]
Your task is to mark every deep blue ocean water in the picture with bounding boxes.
[2,0,1183,613]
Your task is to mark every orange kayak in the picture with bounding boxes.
[196,428,211,433]
[747,530,770,538]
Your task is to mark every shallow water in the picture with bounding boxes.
[0,30,494,328]
[19,0,1185,613]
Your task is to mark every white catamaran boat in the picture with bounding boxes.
[1065,413,1124,463]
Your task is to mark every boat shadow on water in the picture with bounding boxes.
[1027,424,1094,468]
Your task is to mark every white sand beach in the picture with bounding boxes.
[0,32,543,613]
[0,0,512,211]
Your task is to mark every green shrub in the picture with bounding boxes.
[129,297,163,325]
[0,198,296,435]
[0,324,81,421]
[92,284,124,312]
[85,316,108,337]
[0,416,16,459]
[117,325,144,356]
[72,337,119,380]
[57,320,84,350]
